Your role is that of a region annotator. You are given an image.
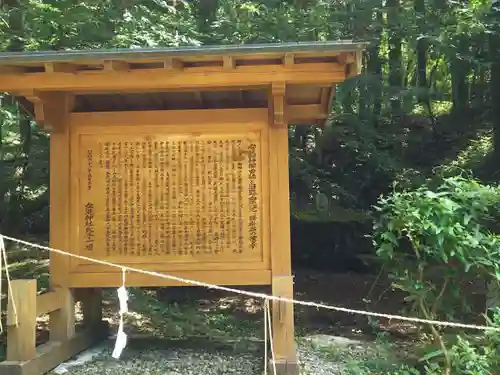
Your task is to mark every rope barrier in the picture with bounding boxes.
[0,236,18,330]
[1,233,499,332]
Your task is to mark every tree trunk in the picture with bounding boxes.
[387,0,403,116]
[490,2,500,161]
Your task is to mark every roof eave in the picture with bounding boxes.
[0,40,368,65]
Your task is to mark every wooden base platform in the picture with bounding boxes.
[0,326,108,375]
[0,281,106,375]
[0,279,299,375]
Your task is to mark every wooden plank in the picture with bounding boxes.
[69,106,325,130]
[70,108,269,128]
[36,291,63,316]
[49,120,71,288]
[0,63,345,93]
[0,328,108,375]
[68,270,271,287]
[74,260,267,271]
[6,280,37,362]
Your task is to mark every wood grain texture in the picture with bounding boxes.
[49,126,71,287]
[68,270,271,287]
[6,280,37,362]
[0,63,345,93]
[68,115,271,281]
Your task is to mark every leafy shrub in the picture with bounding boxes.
[372,175,500,374]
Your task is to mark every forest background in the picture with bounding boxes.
[1,0,500,374]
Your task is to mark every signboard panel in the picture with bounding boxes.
[75,130,265,266]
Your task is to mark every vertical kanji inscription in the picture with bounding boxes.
[80,133,262,261]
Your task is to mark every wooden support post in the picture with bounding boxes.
[6,280,37,362]
[268,103,299,374]
[49,288,75,342]
[0,286,106,375]
[24,91,74,133]
[81,288,103,330]
[271,276,298,375]
[270,82,287,128]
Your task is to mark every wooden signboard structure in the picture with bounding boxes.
[0,41,365,375]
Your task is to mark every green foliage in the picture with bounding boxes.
[0,0,500,370]
[373,175,500,373]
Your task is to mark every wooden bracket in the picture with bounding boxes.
[103,60,129,71]
[164,57,183,70]
[223,56,236,70]
[24,91,74,133]
[338,52,355,65]
[341,51,363,77]
[269,82,287,128]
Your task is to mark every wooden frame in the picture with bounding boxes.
[0,41,366,375]
[68,109,272,285]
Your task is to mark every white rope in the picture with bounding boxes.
[0,236,18,328]
[0,236,4,333]
[264,299,268,375]
[1,234,500,332]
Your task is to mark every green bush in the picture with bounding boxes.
[373,175,500,374]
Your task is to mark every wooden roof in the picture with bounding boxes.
[0,41,367,129]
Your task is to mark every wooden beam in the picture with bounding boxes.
[68,106,323,129]
[0,63,345,93]
[24,91,74,133]
[0,66,25,75]
[36,291,64,316]
[269,82,287,128]
[346,51,363,77]
[70,108,268,128]
[68,270,271,288]
[354,50,363,75]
